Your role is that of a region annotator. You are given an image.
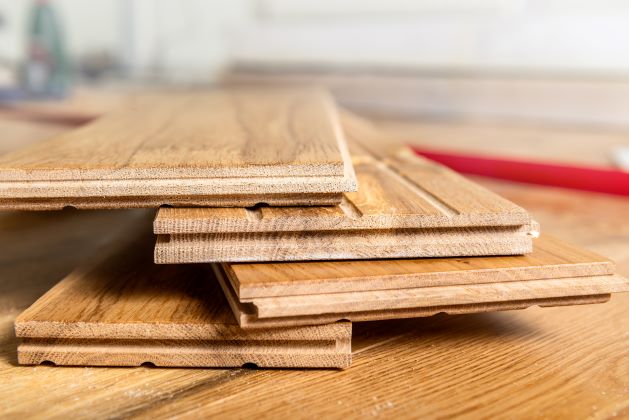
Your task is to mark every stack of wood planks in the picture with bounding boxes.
[5,88,628,369]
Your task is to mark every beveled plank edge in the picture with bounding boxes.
[224,259,615,300]
[247,275,629,318]
[327,93,359,197]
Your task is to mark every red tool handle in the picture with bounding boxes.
[411,146,629,197]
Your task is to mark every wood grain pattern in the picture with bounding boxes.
[0,88,357,209]
[155,112,530,234]
[155,112,535,262]
[15,230,351,369]
[0,115,72,155]
[155,224,537,263]
[215,266,627,329]
[1,109,629,418]
[224,274,625,324]
[213,234,628,328]
[220,278,612,329]
[226,235,615,298]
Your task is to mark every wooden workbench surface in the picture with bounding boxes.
[0,116,627,418]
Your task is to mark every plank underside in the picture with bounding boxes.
[0,89,357,208]
[0,193,342,211]
[234,293,612,329]
[226,235,615,298]
[154,112,530,234]
[154,224,536,263]
[15,231,351,368]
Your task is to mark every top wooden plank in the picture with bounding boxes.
[154,112,530,233]
[0,88,357,208]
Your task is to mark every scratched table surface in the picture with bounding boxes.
[0,110,628,419]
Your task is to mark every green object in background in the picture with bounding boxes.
[23,0,70,97]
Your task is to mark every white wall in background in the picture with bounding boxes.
[121,0,252,81]
[0,0,118,64]
[0,0,251,82]
[0,0,629,81]
[234,0,629,75]
[256,0,526,17]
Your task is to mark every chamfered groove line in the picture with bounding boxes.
[375,161,460,217]
[338,195,363,219]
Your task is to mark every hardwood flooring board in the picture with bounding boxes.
[154,224,536,263]
[344,112,531,220]
[241,275,628,318]
[153,111,533,262]
[155,112,530,235]
[226,235,615,298]
[211,235,629,328]
[17,338,351,369]
[14,231,351,369]
[3,105,629,418]
[0,89,356,208]
[215,268,618,328]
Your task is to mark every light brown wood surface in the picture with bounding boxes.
[15,227,351,369]
[218,274,612,328]
[1,108,628,418]
[155,224,537,263]
[214,235,627,327]
[227,235,614,298]
[0,88,356,209]
[0,114,72,155]
[155,113,535,262]
[220,274,624,328]
[155,114,530,234]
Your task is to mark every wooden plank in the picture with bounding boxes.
[2,110,629,419]
[15,231,351,369]
[225,235,615,298]
[216,262,624,328]
[154,112,534,262]
[223,289,611,329]
[0,88,357,209]
[212,235,629,328]
[229,275,627,320]
[0,115,72,155]
[155,112,530,235]
[155,224,537,263]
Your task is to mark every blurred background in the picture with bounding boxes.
[0,0,628,190]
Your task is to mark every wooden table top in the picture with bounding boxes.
[0,114,627,418]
